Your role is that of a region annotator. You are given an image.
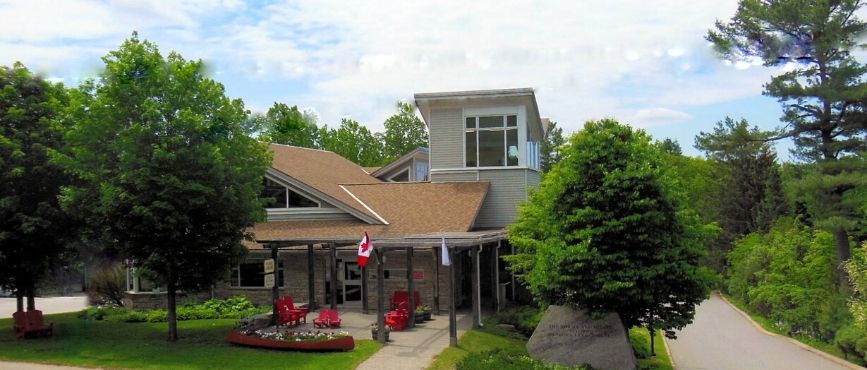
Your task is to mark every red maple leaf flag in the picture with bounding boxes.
[357,232,373,267]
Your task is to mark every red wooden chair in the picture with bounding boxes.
[274,300,301,327]
[390,290,422,310]
[281,296,308,323]
[13,310,52,339]
[313,309,331,328]
[385,302,409,331]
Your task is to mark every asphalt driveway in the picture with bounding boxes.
[667,293,859,370]
[0,296,88,317]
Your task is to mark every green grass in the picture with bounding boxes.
[628,327,673,370]
[427,329,527,370]
[0,312,381,369]
[722,293,865,367]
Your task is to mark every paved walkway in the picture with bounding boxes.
[354,311,473,370]
[0,296,88,317]
[667,293,860,370]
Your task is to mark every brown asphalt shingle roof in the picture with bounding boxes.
[252,181,490,244]
[269,144,382,221]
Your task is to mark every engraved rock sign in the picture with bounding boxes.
[527,305,636,370]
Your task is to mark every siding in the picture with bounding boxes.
[430,171,477,182]
[428,108,464,169]
[475,169,530,228]
[526,169,540,189]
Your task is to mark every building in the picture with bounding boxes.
[124,88,545,342]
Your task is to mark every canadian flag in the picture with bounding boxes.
[357,232,373,267]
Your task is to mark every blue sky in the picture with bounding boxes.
[0,0,825,159]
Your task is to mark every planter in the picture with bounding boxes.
[226,331,355,351]
[423,312,432,321]
[371,330,390,341]
[414,314,425,324]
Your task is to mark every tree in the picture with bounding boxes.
[708,0,867,284]
[539,120,566,173]
[659,138,683,155]
[845,242,867,326]
[0,62,72,313]
[382,101,428,161]
[319,118,385,166]
[257,102,320,148]
[58,34,270,341]
[507,119,711,341]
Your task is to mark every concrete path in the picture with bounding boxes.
[667,293,860,370]
[0,296,88,317]
[354,312,473,370]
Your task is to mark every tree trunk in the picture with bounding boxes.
[26,286,35,311]
[15,289,23,313]
[166,280,178,342]
[834,228,852,287]
[648,327,656,356]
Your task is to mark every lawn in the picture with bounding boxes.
[629,327,674,370]
[0,312,381,369]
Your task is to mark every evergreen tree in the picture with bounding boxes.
[539,120,566,173]
[508,119,711,339]
[58,34,270,341]
[708,0,867,284]
[382,101,428,161]
[0,62,73,312]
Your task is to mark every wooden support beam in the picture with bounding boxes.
[433,247,440,316]
[376,249,387,345]
[307,244,316,310]
[471,245,482,328]
[491,241,500,312]
[407,247,415,328]
[361,264,369,314]
[329,242,337,309]
[448,247,457,346]
[271,244,279,325]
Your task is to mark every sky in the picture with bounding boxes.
[0,0,832,158]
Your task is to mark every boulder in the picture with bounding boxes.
[527,305,636,370]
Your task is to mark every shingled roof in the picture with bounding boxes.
[252,181,489,244]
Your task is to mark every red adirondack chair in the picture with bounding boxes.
[390,290,422,310]
[313,309,342,328]
[274,300,302,327]
[13,310,53,339]
[385,302,409,331]
[281,296,308,323]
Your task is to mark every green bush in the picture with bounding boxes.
[491,306,544,337]
[630,330,652,359]
[456,349,580,370]
[86,265,127,307]
[837,325,867,362]
[79,296,268,323]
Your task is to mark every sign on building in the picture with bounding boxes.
[264,273,275,288]
[263,258,275,273]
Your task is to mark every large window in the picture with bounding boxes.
[465,114,519,167]
[230,260,285,288]
[262,177,318,208]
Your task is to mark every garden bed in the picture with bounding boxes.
[227,330,355,351]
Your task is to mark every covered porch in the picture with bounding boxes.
[257,230,515,346]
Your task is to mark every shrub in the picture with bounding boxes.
[836,325,867,362]
[456,349,579,370]
[79,296,268,323]
[491,306,544,337]
[86,265,127,307]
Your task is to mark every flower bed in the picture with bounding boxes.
[227,329,355,351]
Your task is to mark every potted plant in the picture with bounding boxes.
[414,306,427,323]
[370,323,390,341]
[420,305,432,321]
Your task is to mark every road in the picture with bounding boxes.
[0,296,88,317]
[667,293,859,370]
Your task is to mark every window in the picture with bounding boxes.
[414,161,429,181]
[262,177,318,208]
[388,168,410,182]
[465,114,519,167]
[230,260,285,287]
[527,141,540,170]
[126,266,159,293]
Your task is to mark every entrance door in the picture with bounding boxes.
[342,261,363,306]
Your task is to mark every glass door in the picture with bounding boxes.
[342,261,362,305]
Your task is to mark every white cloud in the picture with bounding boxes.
[631,108,692,128]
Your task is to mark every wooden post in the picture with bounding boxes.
[448,247,457,346]
[362,264,369,314]
[308,244,316,310]
[329,242,338,309]
[376,249,387,344]
[433,247,440,315]
[471,245,481,328]
[271,244,279,325]
[491,241,500,312]
[407,247,415,328]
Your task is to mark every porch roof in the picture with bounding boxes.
[254,229,508,249]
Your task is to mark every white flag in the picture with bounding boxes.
[441,237,451,266]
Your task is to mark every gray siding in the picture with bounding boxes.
[527,169,540,188]
[474,169,528,228]
[428,108,464,169]
[430,171,477,182]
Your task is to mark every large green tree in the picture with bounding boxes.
[539,120,566,173]
[0,62,72,312]
[58,34,270,341]
[708,0,867,283]
[256,102,319,148]
[382,101,428,161]
[319,118,385,166]
[508,119,711,340]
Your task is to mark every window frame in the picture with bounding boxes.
[463,114,520,168]
[262,175,321,209]
[229,259,285,288]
